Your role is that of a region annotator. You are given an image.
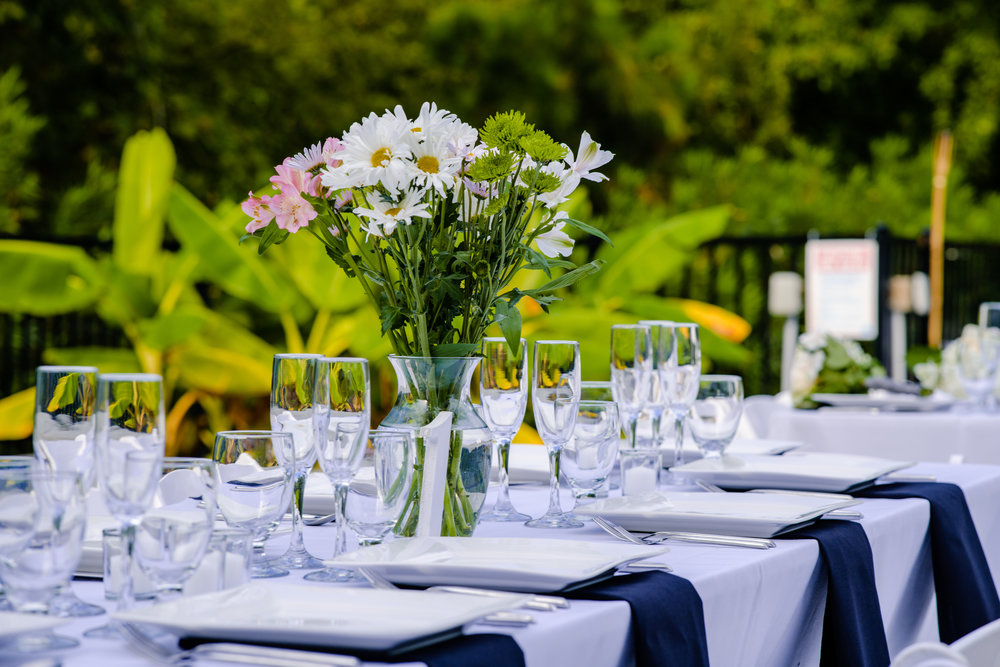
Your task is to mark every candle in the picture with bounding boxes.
[623,465,658,496]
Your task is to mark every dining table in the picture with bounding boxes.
[11,457,1000,667]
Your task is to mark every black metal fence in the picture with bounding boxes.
[3,232,1000,401]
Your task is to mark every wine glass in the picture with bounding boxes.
[270,353,324,570]
[638,321,673,447]
[87,372,165,639]
[212,431,295,579]
[658,324,701,484]
[0,457,40,611]
[527,340,582,529]
[0,468,87,652]
[135,458,217,599]
[32,365,105,618]
[305,357,371,583]
[688,375,744,459]
[561,400,621,512]
[957,329,999,411]
[479,337,531,522]
[344,429,414,546]
[580,381,614,401]
[610,324,653,449]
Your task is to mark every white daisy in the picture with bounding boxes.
[323,111,411,192]
[566,131,614,182]
[535,212,575,258]
[412,102,458,139]
[404,135,463,195]
[354,188,432,238]
[444,121,480,160]
[288,142,325,172]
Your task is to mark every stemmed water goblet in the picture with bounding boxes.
[526,340,582,529]
[87,372,165,639]
[212,431,295,579]
[344,428,414,546]
[658,324,701,484]
[305,357,371,583]
[610,324,653,449]
[135,458,217,599]
[561,400,621,513]
[0,468,88,652]
[479,337,531,522]
[32,365,105,618]
[957,328,999,411]
[688,375,744,459]
[270,353,325,570]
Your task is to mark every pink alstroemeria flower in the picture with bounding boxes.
[270,191,317,233]
[241,191,275,233]
[323,137,345,168]
[270,158,322,197]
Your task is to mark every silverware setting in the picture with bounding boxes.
[593,515,775,550]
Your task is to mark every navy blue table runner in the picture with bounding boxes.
[857,481,1000,643]
[565,570,710,667]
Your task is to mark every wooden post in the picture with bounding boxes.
[928,131,952,348]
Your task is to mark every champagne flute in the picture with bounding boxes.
[87,373,164,639]
[0,468,87,652]
[688,375,744,459]
[305,357,370,583]
[610,324,653,449]
[638,321,673,447]
[270,353,325,570]
[659,324,701,484]
[212,431,295,579]
[479,337,530,522]
[32,365,104,617]
[135,458,217,599]
[527,340,582,529]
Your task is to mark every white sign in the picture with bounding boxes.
[805,239,879,340]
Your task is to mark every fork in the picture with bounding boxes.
[593,515,775,550]
[355,568,537,626]
[119,621,360,666]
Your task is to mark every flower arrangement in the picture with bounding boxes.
[790,332,885,408]
[241,103,614,356]
[913,324,1000,398]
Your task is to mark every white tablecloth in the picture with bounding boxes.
[750,396,1000,464]
[16,462,1000,667]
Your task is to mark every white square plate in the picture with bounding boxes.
[0,612,66,643]
[673,452,913,492]
[115,582,524,652]
[328,537,667,592]
[810,393,953,412]
[575,491,860,537]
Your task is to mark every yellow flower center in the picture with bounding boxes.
[417,155,440,174]
[386,207,402,217]
[371,147,392,167]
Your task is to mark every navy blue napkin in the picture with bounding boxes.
[785,519,890,667]
[858,482,1000,643]
[564,570,710,667]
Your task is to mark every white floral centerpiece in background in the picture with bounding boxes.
[790,332,885,408]
[913,324,1000,399]
[241,103,614,536]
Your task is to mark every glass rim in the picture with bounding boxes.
[699,374,743,383]
[97,372,162,382]
[637,319,675,326]
[387,354,483,360]
[36,365,99,373]
[578,399,616,406]
[482,336,525,343]
[611,323,651,330]
[533,339,579,346]
[274,352,324,360]
[581,380,611,386]
[162,456,213,467]
[215,430,293,439]
[318,356,369,364]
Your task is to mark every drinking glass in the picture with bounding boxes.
[135,458,217,599]
[270,353,324,570]
[0,468,87,651]
[610,324,653,449]
[527,340,582,529]
[658,324,701,484]
[561,401,620,510]
[305,357,371,583]
[688,375,744,459]
[580,381,614,401]
[638,321,673,447]
[88,372,164,639]
[32,365,104,617]
[212,431,295,579]
[344,429,414,546]
[957,329,999,410]
[479,337,531,522]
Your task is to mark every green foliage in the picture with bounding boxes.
[0,67,42,233]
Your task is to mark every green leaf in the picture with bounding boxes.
[431,343,479,357]
[562,217,613,245]
[113,128,175,277]
[493,299,523,352]
[257,223,289,255]
[42,348,142,373]
[0,241,104,315]
[135,309,207,351]
[45,374,80,413]
[525,260,605,295]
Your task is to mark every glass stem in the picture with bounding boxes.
[288,470,307,553]
[673,414,685,468]
[332,480,349,558]
[626,415,638,448]
[117,522,137,613]
[651,413,662,448]
[495,437,515,511]
[544,447,564,516]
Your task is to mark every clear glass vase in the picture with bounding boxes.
[382,356,493,537]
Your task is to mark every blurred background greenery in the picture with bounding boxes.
[2,0,999,454]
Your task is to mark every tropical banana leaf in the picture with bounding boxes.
[0,388,33,440]
[113,128,175,276]
[171,344,271,396]
[0,241,104,315]
[41,347,142,372]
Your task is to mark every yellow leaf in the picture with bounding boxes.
[679,299,752,344]
[0,388,34,440]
